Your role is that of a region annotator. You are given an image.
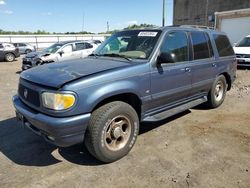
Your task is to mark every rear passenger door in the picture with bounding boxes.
[189,31,216,98]
[149,31,192,112]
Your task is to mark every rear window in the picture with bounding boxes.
[213,34,234,57]
[191,31,212,60]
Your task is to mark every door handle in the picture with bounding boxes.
[212,63,217,67]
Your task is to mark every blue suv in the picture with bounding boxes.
[13,26,237,163]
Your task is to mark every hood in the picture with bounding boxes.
[20,57,132,88]
[233,47,250,54]
[26,51,51,58]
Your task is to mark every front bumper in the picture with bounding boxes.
[237,58,250,66]
[13,95,91,147]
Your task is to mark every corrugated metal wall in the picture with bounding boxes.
[173,0,250,26]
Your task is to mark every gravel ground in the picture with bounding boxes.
[0,58,250,188]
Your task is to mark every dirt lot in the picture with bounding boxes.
[0,58,250,188]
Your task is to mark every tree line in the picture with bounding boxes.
[0,24,158,35]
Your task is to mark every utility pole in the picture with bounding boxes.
[107,21,110,32]
[205,0,209,26]
[162,0,166,27]
[82,12,85,33]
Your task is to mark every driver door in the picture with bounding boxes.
[149,31,192,112]
[58,44,74,62]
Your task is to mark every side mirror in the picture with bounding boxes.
[58,50,64,56]
[157,52,175,64]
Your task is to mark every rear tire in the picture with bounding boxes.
[206,75,227,108]
[5,53,15,62]
[84,101,139,163]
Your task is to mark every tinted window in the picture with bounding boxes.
[0,44,3,48]
[213,34,234,57]
[191,31,211,60]
[160,31,188,63]
[85,43,93,49]
[19,43,26,47]
[75,43,85,51]
[205,34,214,58]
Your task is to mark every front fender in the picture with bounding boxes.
[85,80,142,112]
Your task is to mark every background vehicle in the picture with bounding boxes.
[13,27,236,163]
[13,43,36,54]
[233,35,250,67]
[0,43,20,62]
[22,40,98,70]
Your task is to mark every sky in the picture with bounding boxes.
[0,0,173,33]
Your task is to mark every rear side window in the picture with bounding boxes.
[213,34,234,57]
[19,43,26,47]
[75,43,85,51]
[0,44,3,48]
[85,43,93,49]
[191,31,211,60]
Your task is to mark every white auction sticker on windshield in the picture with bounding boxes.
[138,32,158,37]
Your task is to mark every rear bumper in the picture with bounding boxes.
[13,95,91,147]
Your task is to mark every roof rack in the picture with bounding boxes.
[179,25,214,30]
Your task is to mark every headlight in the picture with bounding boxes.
[42,92,76,110]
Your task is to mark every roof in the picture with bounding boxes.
[121,25,225,35]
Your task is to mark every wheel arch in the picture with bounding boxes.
[220,72,232,91]
[92,93,142,120]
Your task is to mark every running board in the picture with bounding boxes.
[143,97,207,122]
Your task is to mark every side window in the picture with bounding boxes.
[213,34,234,57]
[62,44,73,53]
[75,43,85,51]
[191,31,210,60]
[19,43,26,47]
[160,31,189,63]
[85,43,93,49]
[0,44,3,49]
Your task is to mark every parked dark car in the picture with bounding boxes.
[0,43,20,62]
[13,26,237,163]
[13,43,36,54]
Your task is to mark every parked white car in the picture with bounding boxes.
[233,35,250,67]
[22,40,98,70]
[13,43,36,54]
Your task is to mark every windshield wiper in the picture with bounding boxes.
[101,53,132,61]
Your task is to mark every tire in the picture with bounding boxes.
[25,49,32,54]
[5,53,15,62]
[84,101,139,163]
[206,75,227,108]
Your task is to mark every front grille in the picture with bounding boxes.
[18,84,40,107]
[236,54,250,58]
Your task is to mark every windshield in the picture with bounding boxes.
[95,30,162,59]
[44,43,63,53]
[236,37,250,47]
